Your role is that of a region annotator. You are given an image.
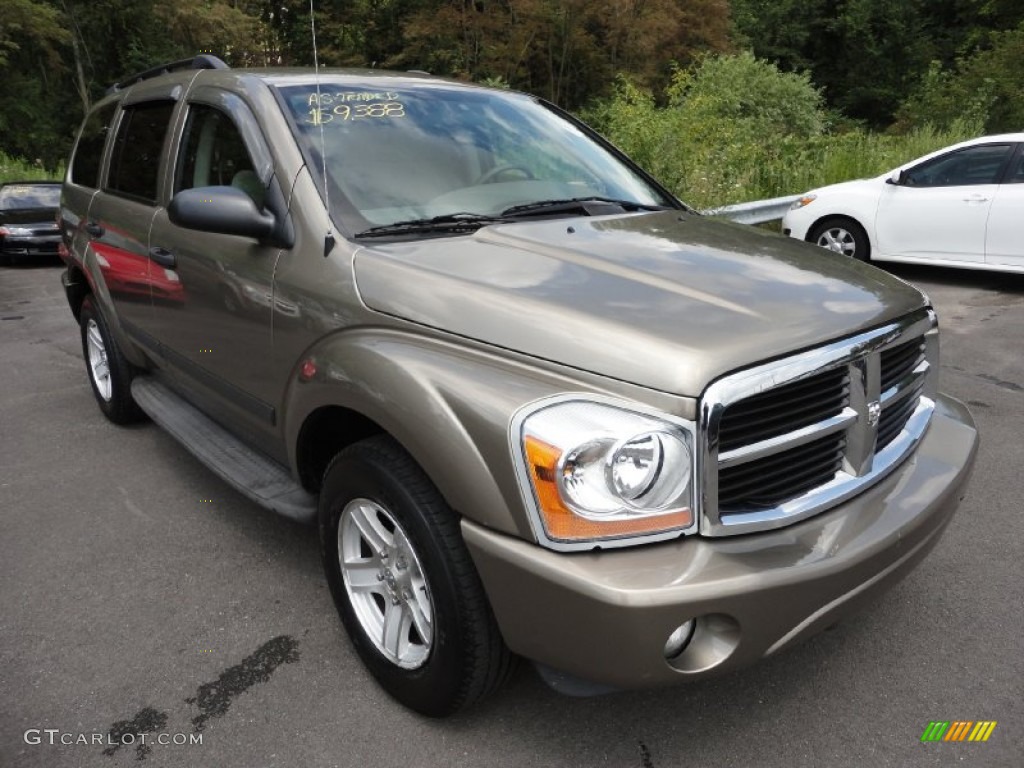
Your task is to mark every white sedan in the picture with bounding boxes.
[783,133,1024,273]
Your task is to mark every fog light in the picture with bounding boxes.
[663,619,696,660]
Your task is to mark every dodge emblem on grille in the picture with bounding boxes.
[868,400,882,427]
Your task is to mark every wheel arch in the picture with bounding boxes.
[62,263,92,322]
[806,213,875,260]
[805,212,866,242]
[295,405,386,492]
[284,329,566,541]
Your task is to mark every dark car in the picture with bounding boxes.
[0,181,62,265]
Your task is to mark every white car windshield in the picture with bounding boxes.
[0,184,60,210]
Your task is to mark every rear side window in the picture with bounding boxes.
[70,103,117,188]
[106,101,176,203]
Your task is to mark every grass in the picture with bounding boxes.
[590,117,979,210]
[737,124,980,204]
[0,151,63,184]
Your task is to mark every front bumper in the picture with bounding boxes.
[463,394,977,689]
[780,209,812,242]
[0,233,61,257]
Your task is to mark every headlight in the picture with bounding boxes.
[0,226,33,236]
[789,194,817,210]
[514,398,695,548]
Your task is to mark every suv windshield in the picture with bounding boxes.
[275,81,675,236]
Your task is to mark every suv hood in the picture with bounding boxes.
[353,211,926,397]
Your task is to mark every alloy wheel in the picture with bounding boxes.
[338,498,434,669]
[85,319,113,401]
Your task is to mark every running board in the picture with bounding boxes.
[131,377,317,523]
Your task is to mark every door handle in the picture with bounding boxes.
[149,246,177,269]
[962,195,989,203]
[85,221,104,237]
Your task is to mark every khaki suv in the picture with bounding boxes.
[60,56,978,716]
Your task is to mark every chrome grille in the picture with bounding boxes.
[878,338,927,451]
[877,382,923,450]
[719,367,849,452]
[881,338,926,393]
[700,310,938,536]
[718,432,847,510]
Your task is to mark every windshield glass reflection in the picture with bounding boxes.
[276,82,673,234]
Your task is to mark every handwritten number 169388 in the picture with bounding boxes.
[307,102,406,125]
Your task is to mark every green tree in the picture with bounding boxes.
[0,0,68,68]
[667,51,823,138]
[897,21,1024,133]
[395,0,731,108]
[731,0,935,127]
[585,53,826,206]
[732,0,1024,127]
[0,0,70,166]
[0,0,271,168]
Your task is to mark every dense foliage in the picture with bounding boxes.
[0,151,59,183]
[0,0,732,167]
[731,0,1024,129]
[1,1,1020,202]
[584,56,982,209]
[895,20,1024,134]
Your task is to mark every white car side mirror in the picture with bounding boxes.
[886,169,903,186]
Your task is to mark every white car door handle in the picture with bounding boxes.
[963,194,989,203]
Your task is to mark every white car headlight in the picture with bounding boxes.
[514,398,696,548]
[789,194,817,210]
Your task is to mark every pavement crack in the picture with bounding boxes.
[944,366,1023,393]
[977,373,1024,393]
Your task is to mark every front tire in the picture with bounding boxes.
[319,436,513,716]
[809,217,870,261]
[79,295,145,424]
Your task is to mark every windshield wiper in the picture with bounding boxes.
[353,199,671,238]
[354,212,506,239]
[500,197,670,218]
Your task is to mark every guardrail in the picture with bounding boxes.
[701,194,801,225]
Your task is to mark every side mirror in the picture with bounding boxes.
[168,186,276,241]
[885,169,904,186]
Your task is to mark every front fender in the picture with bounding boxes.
[804,189,883,250]
[282,328,609,540]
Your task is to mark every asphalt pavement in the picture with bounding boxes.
[1,257,1021,768]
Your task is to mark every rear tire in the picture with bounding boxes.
[319,435,513,716]
[79,295,145,424]
[809,217,870,261]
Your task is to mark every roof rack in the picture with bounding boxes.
[106,54,229,95]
